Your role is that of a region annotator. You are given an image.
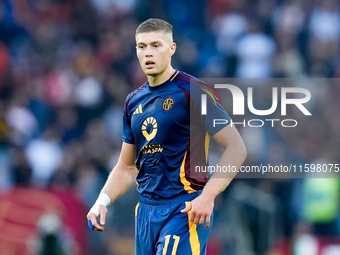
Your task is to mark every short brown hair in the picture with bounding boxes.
[136,18,173,37]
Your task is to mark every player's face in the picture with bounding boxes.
[136,31,176,77]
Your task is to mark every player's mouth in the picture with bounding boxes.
[145,60,155,69]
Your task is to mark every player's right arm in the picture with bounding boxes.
[86,142,138,231]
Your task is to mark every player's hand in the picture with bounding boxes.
[180,194,214,229]
[86,205,108,231]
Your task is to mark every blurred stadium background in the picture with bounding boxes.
[0,0,340,254]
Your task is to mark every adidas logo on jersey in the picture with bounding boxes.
[133,104,143,115]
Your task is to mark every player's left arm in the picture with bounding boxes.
[181,125,247,228]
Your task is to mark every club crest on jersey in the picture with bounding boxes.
[142,117,157,141]
[162,97,174,111]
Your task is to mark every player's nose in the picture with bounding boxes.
[145,46,153,57]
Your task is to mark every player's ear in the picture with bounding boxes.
[169,42,176,57]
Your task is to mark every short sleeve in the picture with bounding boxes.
[122,99,135,144]
[203,97,231,135]
[190,82,231,136]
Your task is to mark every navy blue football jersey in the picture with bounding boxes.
[122,70,231,198]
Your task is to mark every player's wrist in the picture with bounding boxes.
[97,193,111,206]
[201,187,219,201]
[89,193,111,217]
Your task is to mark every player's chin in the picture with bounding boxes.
[144,68,159,76]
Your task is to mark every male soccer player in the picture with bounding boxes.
[87,18,247,255]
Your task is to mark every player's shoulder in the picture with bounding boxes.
[173,71,203,87]
[173,71,216,95]
[125,81,148,105]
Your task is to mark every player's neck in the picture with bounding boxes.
[147,66,175,87]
